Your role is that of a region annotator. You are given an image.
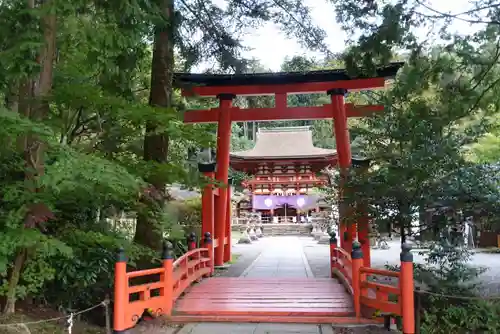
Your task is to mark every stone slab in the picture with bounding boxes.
[177,323,325,334]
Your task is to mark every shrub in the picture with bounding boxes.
[39,229,156,324]
[421,297,500,333]
[166,198,202,238]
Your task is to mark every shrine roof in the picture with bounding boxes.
[230,126,337,160]
[174,62,404,88]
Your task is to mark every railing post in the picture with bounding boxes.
[400,243,415,334]
[162,241,174,316]
[187,232,197,251]
[329,230,338,278]
[113,248,127,334]
[203,232,214,276]
[351,241,363,318]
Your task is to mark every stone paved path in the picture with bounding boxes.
[177,323,333,334]
[240,236,313,278]
[302,237,332,278]
[215,238,267,278]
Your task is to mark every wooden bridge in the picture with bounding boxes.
[173,236,356,323]
[113,234,415,333]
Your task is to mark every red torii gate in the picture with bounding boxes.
[112,62,419,334]
[177,63,404,267]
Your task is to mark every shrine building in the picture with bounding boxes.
[230,126,335,222]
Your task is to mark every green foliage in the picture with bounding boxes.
[469,128,500,163]
[0,110,146,305]
[164,198,203,257]
[0,0,258,315]
[43,150,142,205]
[416,243,485,294]
[230,123,254,152]
[325,50,500,238]
[329,4,500,330]
[421,297,500,334]
[166,198,202,236]
[42,229,156,309]
[418,243,497,333]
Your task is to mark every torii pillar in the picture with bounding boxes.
[328,88,356,254]
[214,93,234,266]
[354,158,372,267]
[199,162,216,240]
[199,162,216,272]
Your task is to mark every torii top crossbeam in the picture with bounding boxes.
[175,62,404,124]
[175,62,403,97]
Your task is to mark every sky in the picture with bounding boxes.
[242,0,344,71]
[202,0,483,72]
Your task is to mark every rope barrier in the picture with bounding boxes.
[415,289,500,300]
[0,300,109,329]
[366,270,500,301]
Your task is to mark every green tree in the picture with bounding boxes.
[0,0,357,315]
[335,44,500,241]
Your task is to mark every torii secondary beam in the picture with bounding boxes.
[183,104,384,123]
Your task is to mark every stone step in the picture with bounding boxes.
[233,224,312,236]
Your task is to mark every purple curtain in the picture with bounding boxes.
[252,195,319,210]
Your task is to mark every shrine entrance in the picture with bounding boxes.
[274,204,297,222]
[113,63,417,334]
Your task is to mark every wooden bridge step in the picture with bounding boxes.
[174,277,354,319]
[174,309,354,317]
[168,315,381,324]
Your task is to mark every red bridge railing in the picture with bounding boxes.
[113,232,214,333]
[331,247,353,292]
[330,233,415,334]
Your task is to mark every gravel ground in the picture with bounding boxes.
[302,237,500,296]
[371,240,500,296]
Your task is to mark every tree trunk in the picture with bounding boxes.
[134,0,175,250]
[3,0,56,314]
[3,250,27,314]
[398,214,412,245]
[400,224,406,244]
[397,197,413,245]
